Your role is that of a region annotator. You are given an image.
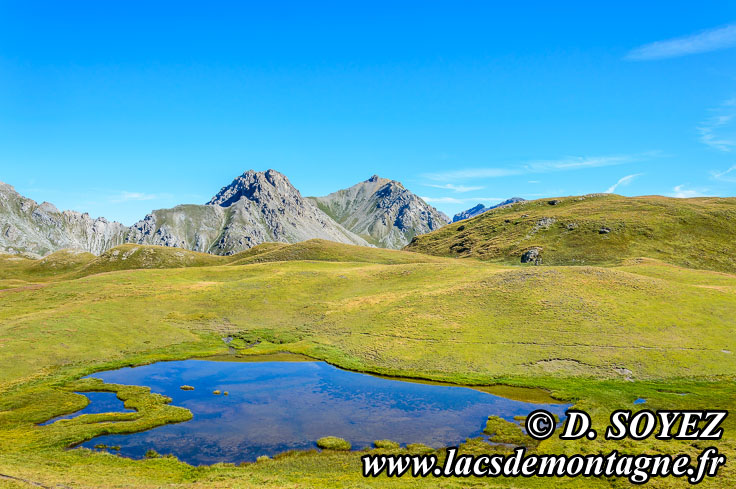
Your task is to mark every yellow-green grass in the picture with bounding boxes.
[406,194,736,273]
[72,244,226,276]
[484,416,533,447]
[0,241,734,487]
[227,239,446,265]
[0,245,226,286]
[373,440,400,450]
[0,240,442,288]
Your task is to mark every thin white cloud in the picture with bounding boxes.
[605,173,643,194]
[423,152,655,182]
[698,99,736,152]
[424,168,522,181]
[531,155,634,171]
[423,183,485,193]
[626,24,736,60]
[420,196,503,204]
[110,191,159,203]
[711,165,736,182]
[670,185,710,198]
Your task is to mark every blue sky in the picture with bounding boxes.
[1,1,736,224]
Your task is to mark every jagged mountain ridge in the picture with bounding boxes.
[0,170,448,257]
[309,175,449,248]
[0,182,128,257]
[127,170,367,254]
[452,197,526,222]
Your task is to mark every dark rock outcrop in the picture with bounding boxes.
[521,247,543,265]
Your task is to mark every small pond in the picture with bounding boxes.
[64,357,569,465]
[41,392,134,425]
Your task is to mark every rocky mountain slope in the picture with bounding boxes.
[5,170,458,257]
[0,182,127,257]
[127,170,367,254]
[452,197,525,222]
[406,193,736,273]
[309,175,449,248]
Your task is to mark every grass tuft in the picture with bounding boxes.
[316,436,352,451]
[373,440,400,450]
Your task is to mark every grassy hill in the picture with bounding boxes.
[0,239,734,487]
[0,241,443,288]
[0,245,228,287]
[229,239,445,265]
[405,194,736,272]
[75,244,226,276]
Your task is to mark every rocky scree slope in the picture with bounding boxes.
[309,175,449,248]
[0,182,127,257]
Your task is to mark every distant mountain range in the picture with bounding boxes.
[451,197,526,222]
[0,170,452,257]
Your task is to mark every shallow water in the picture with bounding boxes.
[75,359,570,465]
[40,391,133,425]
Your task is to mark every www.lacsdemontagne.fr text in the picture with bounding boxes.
[362,409,728,484]
[362,446,725,484]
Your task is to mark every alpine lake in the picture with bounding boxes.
[43,354,571,466]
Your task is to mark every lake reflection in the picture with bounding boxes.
[79,359,569,465]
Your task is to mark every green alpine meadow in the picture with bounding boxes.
[1,196,735,487]
[3,3,736,487]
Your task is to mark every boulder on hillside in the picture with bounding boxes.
[521,247,543,265]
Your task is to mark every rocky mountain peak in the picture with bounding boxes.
[364,174,394,186]
[207,169,297,207]
[361,175,406,195]
[310,176,449,248]
[123,169,368,253]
